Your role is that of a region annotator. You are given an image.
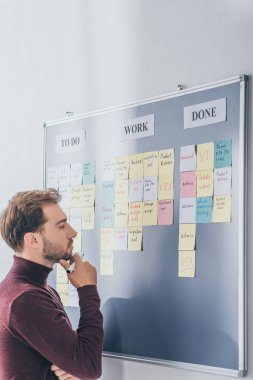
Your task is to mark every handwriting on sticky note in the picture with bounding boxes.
[115,156,129,179]
[114,228,128,251]
[180,172,196,198]
[214,167,232,195]
[196,170,214,197]
[56,264,68,284]
[143,176,158,201]
[114,203,128,227]
[115,179,129,204]
[102,181,115,205]
[178,224,196,251]
[129,178,143,202]
[142,201,158,226]
[82,206,95,230]
[102,159,115,181]
[56,284,69,306]
[128,227,143,251]
[69,207,82,230]
[71,162,83,186]
[128,202,143,226]
[212,195,231,223]
[83,161,96,184]
[100,228,114,251]
[129,153,144,178]
[143,151,159,177]
[158,175,174,200]
[180,145,196,172]
[159,149,174,175]
[158,200,173,225]
[100,251,114,275]
[59,164,70,187]
[179,198,196,224]
[70,186,85,208]
[197,142,214,170]
[178,251,196,278]
[196,197,213,223]
[101,205,114,228]
[215,140,232,168]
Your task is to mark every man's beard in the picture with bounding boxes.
[42,236,72,263]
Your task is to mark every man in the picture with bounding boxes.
[0,189,104,379]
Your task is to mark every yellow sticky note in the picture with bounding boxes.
[115,155,129,179]
[82,206,94,230]
[159,149,174,175]
[178,224,196,251]
[143,201,158,226]
[128,227,143,251]
[197,142,214,170]
[56,264,68,284]
[73,230,82,253]
[100,251,114,275]
[83,184,95,206]
[115,179,129,204]
[143,151,159,177]
[100,228,114,251]
[128,202,143,226]
[212,195,231,223]
[70,185,85,208]
[114,203,128,227]
[56,284,69,306]
[158,174,174,200]
[178,251,196,278]
[129,153,144,178]
[196,170,214,197]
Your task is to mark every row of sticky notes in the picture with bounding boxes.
[63,207,95,230]
[101,200,173,228]
[180,195,232,224]
[59,184,95,209]
[47,161,96,188]
[180,167,232,198]
[180,140,232,172]
[101,227,143,252]
[102,149,174,182]
[178,224,196,278]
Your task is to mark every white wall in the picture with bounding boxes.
[0,0,252,379]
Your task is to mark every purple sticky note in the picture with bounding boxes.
[180,171,196,198]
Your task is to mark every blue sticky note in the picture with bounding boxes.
[83,161,96,184]
[196,197,213,223]
[214,140,232,168]
[102,181,115,205]
[101,205,115,227]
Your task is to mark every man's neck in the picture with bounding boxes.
[15,251,54,268]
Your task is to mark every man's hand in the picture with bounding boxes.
[59,253,97,288]
[51,364,80,380]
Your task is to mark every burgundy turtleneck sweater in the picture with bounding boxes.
[0,256,103,380]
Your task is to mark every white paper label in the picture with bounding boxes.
[184,98,226,129]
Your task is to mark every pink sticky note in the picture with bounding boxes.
[158,200,173,225]
[180,172,196,198]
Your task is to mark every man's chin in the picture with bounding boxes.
[61,252,73,261]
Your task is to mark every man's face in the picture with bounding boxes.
[40,203,77,264]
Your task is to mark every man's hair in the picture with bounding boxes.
[0,189,61,252]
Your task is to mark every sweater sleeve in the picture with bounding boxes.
[9,285,104,380]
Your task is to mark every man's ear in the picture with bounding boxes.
[23,232,41,249]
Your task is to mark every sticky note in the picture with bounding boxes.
[129,178,143,202]
[102,181,115,205]
[114,228,128,251]
[128,227,143,251]
[178,251,196,278]
[82,184,95,206]
[102,159,115,181]
[158,200,173,225]
[101,205,115,228]
[143,151,159,177]
[59,187,70,209]
[158,174,174,200]
[47,166,59,188]
[100,228,114,251]
[129,153,144,178]
[56,284,69,306]
[215,140,232,168]
[214,167,232,195]
[68,284,79,307]
[115,156,129,179]
[59,164,71,187]
[196,170,214,197]
[212,195,232,223]
[115,179,129,204]
[128,202,143,226]
[179,198,196,224]
[56,264,68,284]
[197,142,214,170]
[196,197,213,223]
[73,230,82,253]
[143,201,158,226]
[83,161,96,184]
[180,145,196,172]
[114,203,128,227]
[159,149,174,175]
[70,185,86,208]
[143,177,158,201]
[82,206,95,230]
[180,172,196,198]
[100,251,114,275]
[178,224,196,251]
[70,162,83,185]
[69,207,82,230]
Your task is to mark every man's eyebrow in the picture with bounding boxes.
[55,218,67,226]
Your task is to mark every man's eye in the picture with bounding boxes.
[59,224,65,229]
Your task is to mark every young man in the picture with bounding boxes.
[0,189,104,379]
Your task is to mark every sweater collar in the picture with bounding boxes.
[11,256,53,286]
